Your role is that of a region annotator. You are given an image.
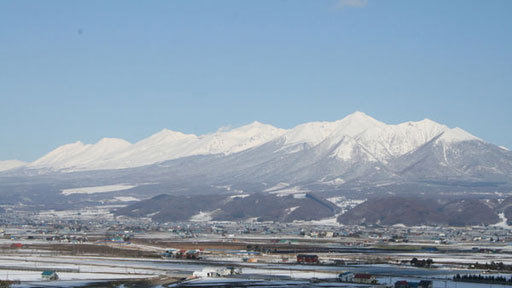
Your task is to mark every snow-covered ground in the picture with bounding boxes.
[190,211,217,222]
[264,183,290,192]
[268,186,310,197]
[492,213,512,229]
[113,196,140,202]
[36,206,120,220]
[327,197,365,213]
[61,184,136,195]
[0,270,149,282]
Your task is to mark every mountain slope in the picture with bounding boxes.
[27,122,286,171]
[338,196,500,226]
[114,193,337,223]
[0,160,27,172]
[28,138,132,171]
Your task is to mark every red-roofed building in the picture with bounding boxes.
[353,273,377,284]
[10,243,23,249]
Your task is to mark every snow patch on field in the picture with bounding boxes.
[310,215,340,226]
[285,206,300,215]
[263,182,289,192]
[113,196,140,202]
[36,206,120,220]
[0,269,151,282]
[493,213,512,229]
[214,185,244,193]
[229,194,250,199]
[327,197,365,212]
[190,210,218,222]
[294,211,343,226]
[62,184,136,195]
[322,178,345,186]
[269,186,310,197]
[146,211,160,217]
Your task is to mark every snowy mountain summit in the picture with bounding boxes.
[17,111,485,172]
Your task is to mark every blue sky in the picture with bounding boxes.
[1,0,511,161]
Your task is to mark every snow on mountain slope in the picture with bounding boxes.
[86,129,198,170]
[30,122,287,171]
[28,138,131,170]
[88,121,286,170]
[279,112,480,164]
[23,112,482,172]
[282,121,337,147]
[0,160,27,172]
[437,127,481,143]
[281,111,382,147]
[189,121,286,156]
[344,118,457,162]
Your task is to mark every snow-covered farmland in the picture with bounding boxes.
[61,184,136,195]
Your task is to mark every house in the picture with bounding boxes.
[419,280,433,288]
[353,273,377,284]
[192,267,238,278]
[296,254,319,264]
[163,248,201,259]
[41,270,59,280]
[395,281,410,288]
[185,249,201,259]
[334,259,346,266]
[338,271,354,282]
[395,280,433,288]
[162,248,179,258]
[10,243,23,249]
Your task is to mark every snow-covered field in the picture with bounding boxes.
[493,213,512,229]
[113,196,140,202]
[0,270,147,282]
[36,206,122,220]
[267,185,311,197]
[61,184,136,195]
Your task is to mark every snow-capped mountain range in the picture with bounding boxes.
[2,111,512,218]
[8,111,487,172]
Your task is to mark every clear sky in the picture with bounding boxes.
[1,0,511,161]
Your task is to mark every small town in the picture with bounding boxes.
[0,206,511,287]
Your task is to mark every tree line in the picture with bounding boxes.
[454,274,512,285]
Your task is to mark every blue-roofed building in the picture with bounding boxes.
[41,270,58,280]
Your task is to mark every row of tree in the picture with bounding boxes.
[471,261,512,271]
[454,274,512,285]
[410,257,433,268]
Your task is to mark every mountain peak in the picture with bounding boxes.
[149,129,196,141]
[330,111,385,138]
[96,137,131,146]
[228,121,285,135]
[345,110,370,118]
[339,111,383,126]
